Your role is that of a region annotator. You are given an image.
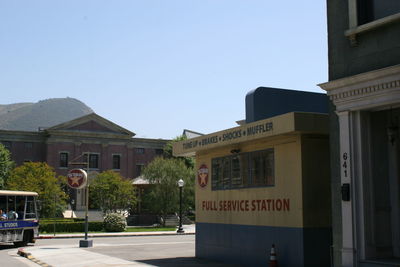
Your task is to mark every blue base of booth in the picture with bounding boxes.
[196,222,331,267]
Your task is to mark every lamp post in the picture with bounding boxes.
[177,179,185,233]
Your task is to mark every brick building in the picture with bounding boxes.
[0,113,168,210]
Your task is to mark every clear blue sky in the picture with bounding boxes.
[0,1,328,139]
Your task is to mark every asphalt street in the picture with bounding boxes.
[14,234,242,267]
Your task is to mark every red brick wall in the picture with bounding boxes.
[7,141,46,166]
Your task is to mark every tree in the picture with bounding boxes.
[6,162,68,218]
[90,170,136,215]
[142,157,195,220]
[0,143,14,189]
[163,135,195,169]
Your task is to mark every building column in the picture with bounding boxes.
[337,111,356,266]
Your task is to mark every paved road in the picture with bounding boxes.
[18,235,241,267]
[0,244,39,267]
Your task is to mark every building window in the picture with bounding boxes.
[211,148,274,191]
[24,142,33,149]
[1,141,11,150]
[135,148,145,154]
[89,154,99,169]
[155,149,164,155]
[83,153,100,169]
[59,152,69,168]
[112,155,121,170]
[136,164,144,177]
[358,0,400,25]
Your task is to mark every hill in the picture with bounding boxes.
[0,98,94,131]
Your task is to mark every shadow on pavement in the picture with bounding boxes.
[0,244,16,250]
[0,243,35,250]
[136,257,243,267]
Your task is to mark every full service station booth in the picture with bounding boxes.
[173,88,332,266]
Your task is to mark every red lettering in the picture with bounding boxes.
[276,199,282,211]
[261,200,267,211]
[283,199,290,211]
[204,198,290,212]
[267,199,272,210]
[251,200,256,211]
[240,200,245,211]
[233,200,238,211]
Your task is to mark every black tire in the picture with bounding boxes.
[14,230,31,247]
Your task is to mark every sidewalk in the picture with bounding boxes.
[18,224,196,267]
[37,224,195,239]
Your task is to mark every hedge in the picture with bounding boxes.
[40,218,85,223]
[39,221,104,233]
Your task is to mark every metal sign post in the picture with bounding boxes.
[67,160,93,248]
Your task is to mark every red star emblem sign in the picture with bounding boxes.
[67,169,88,189]
[198,164,209,188]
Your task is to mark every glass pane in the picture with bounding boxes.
[0,196,6,220]
[60,153,68,167]
[7,196,17,220]
[211,158,222,190]
[265,149,275,186]
[25,196,37,219]
[113,155,120,169]
[16,196,25,220]
[231,155,242,188]
[222,157,231,189]
[89,154,99,168]
[250,149,275,187]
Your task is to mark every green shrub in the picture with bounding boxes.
[39,221,103,233]
[103,213,126,232]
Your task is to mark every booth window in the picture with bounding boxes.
[211,148,274,190]
[222,158,231,189]
[250,150,274,186]
[211,158,222,189]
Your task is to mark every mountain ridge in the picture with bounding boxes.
[0,98,94,131]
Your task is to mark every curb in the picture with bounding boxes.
[18,248,53,267]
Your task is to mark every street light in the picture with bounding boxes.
[177,179,185,233]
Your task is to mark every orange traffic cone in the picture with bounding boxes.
[269,244,278,267]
